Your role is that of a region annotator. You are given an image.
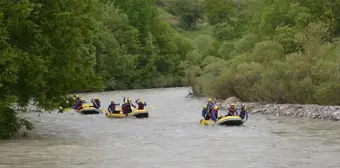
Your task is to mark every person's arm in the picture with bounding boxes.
[202,109,205,117]
[246,111,248,121]
[235,109,238,116]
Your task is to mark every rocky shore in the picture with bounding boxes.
[214,97,340,121]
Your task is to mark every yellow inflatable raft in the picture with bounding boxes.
[106,108,149,119]
[76,104,102,115]
[200,116,245,126]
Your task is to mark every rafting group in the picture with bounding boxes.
[200,98,249,126]
[58,94,248,126]
[58,94,149,119]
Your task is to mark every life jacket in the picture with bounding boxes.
[137,102,145,110]
[239,108,246,116]
[211,109,218,118]
[121,103,130,112]
[108,104,116,112]
[76,101,82,109]
[93,100,100,108]
[77,104,83,110]
[229,107,235,114]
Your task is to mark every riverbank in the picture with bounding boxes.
[214,97,340,121]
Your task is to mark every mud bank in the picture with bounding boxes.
[215,97,340,121]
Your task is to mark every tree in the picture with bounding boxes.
[203,0,236,25]
[168,0,204,30]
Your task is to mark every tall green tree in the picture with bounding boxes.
[168,0,204,30]
[203,0,236,25]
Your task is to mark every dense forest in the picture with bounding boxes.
[163,0,340,106]
[1,0,340,139]
[0,0,193,139]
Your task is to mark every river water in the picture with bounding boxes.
[1,87,340,168]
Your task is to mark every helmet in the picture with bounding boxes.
[203,105,207,109]
[95,97,99,100]
[138,99,142,103]
[231,103,235,107]
[208,98,212,102]
[213,106,219,110]
[244,106,248,110]
[76,95,79,98]
[111,101,115,104]
[124,101,128,104]
[81,97,85,101]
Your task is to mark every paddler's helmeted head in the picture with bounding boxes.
[111,101,115,104]
[231,103,235,108]
[203,105,207,109]
[213,105,219,110]
[81,97,85,102]
[208,98,212,103]
[138,99,142,103]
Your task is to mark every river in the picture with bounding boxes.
[1,87,340,168]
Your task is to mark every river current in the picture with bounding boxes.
[1,87,340,168]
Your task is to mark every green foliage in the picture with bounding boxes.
[3,0,340,139]
[180,0,340,106]
[0,0,194,139]
[167,0,204,30]
[0,104,34,139]
[212,23,239,41]
[203,0,236,25]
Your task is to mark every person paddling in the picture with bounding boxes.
[202,105,210,120]
[206,98,215,113]
[226,103,238,116]
[211,105,219,122]
[135,99,146,110]
[239,105,249,121]
[121,100,132,116]
[108,101,120,114]
[91,97,101,109]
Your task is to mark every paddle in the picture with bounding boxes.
[90,98,107,114]
[200,119,205,126]
[91,98,100,108]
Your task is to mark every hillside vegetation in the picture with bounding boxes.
[0,0,194,139]
[158,0,340,106]
[1,0,340,139]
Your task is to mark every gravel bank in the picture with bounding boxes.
[214,97,340,121]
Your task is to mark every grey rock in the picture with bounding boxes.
[215,97,340,121]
